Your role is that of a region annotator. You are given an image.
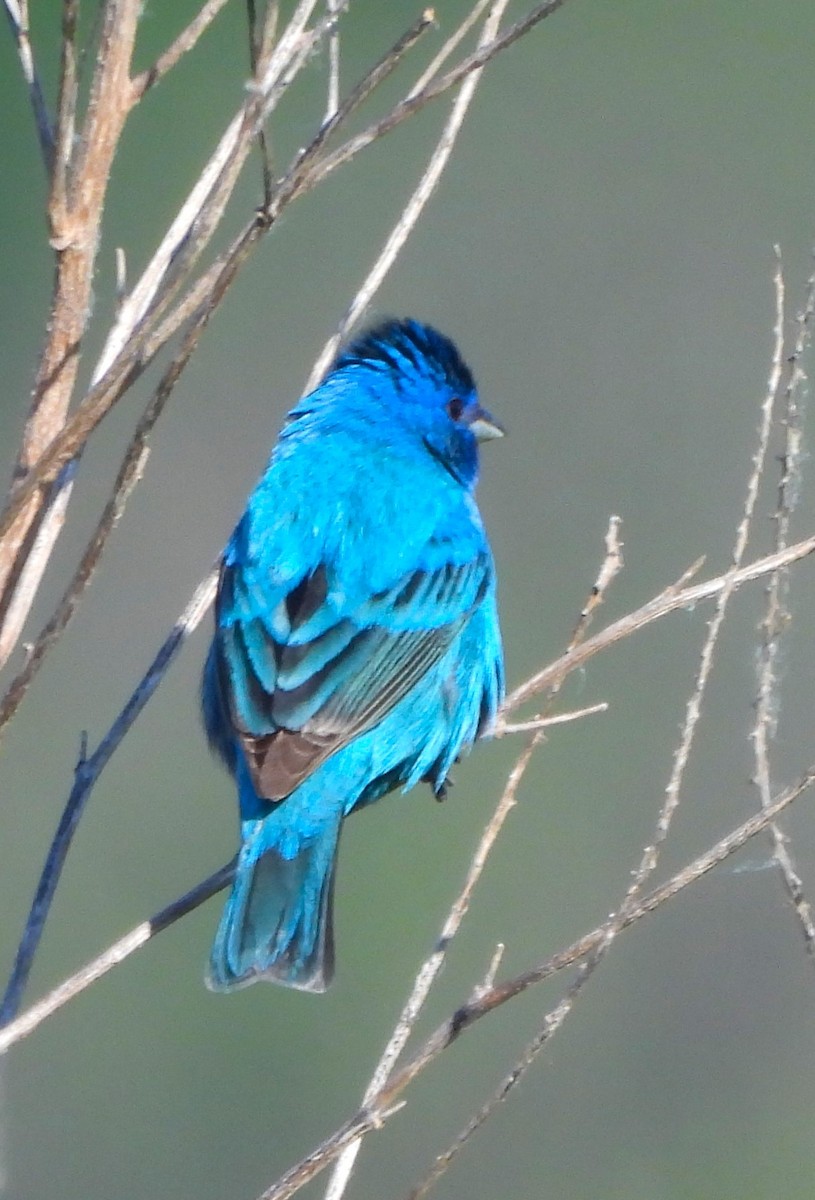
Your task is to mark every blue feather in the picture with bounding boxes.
[203,318,504,992]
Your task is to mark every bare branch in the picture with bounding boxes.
[619,249,787,907]
[3,0,54,169]
[407,0,491,100]
[0,564,218,1025]
[497,702,608,734]
[246,0,275,209]
[503,535,815,716]
[0,0,142,670]
[291,0,568,198]
[324,0,342,123]
[0,864,233,1052]
[132,0,233,99]
[752,253,815,960]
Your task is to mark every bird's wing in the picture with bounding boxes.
[214,547,491,800]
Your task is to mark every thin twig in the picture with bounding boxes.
[3,0,54,169]
[255,0,281,68]
[406,955,599,1200]
[0,865,233,1054]
[271,8,436,221]
[0,566,219,1025]
[325,0,341,123]
[246,0,275,209]
[131,0,233,99]
[93,0,328,386]
[752,252,815,960]
[290,0,568,198]
[469,942,505,1003]
[407,0,490,100]
[144,6,433,359]
[618,246,787,911]
[502,537,815,716]
[496,701,608,734]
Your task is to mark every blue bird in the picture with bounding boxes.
[202,319,504,992]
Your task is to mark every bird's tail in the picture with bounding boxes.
[207,818,340,993]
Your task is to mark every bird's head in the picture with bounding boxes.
[333,318,504,488]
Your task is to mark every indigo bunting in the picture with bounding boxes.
[202,319,504,992]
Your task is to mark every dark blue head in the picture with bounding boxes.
[333,319,504,488]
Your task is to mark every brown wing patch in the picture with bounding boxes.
[240,726,339,801]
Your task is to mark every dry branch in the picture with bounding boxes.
[0,1,142,671]
[752,255,815,960]
[131,0,232,99]
[2,0,54,168]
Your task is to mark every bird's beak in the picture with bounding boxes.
[467,406,506,442]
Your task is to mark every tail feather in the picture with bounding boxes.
[207,820,339,993]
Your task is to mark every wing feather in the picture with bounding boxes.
[214,550,491,800]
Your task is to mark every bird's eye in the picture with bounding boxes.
[446,397,465,422]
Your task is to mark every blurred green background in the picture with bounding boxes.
[2,2,815,1198]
